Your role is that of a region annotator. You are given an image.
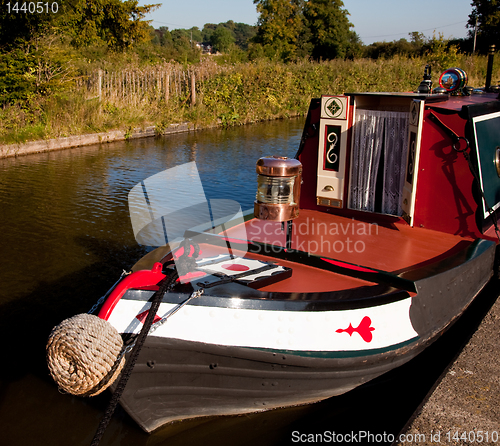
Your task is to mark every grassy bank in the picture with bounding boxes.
[1,55,498,146]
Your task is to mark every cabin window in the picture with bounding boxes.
[349,110,409,215]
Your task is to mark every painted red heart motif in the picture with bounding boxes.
[336,316,375,343]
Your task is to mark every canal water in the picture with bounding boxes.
[0,118,497,446]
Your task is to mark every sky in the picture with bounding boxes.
[139,0,474,45]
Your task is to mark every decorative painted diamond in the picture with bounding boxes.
[327,100,341,117]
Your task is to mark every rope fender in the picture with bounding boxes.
[46,313,125,397]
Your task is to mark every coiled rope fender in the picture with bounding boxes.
[46,313,125,397]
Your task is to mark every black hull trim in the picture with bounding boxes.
[115,336,431,433]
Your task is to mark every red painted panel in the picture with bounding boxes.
[297,101,321,211]
[413,108,482,238]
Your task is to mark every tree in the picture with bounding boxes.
[0,1,57,48]
[211,26,236,53]
[171,29,192,52]
[202,23,217,45]
[303,0,357,60]
[63,0,160,51]
[409,31,426,47]
[202,22,256,51]
[252,0,359,61]
[0,0,159,51]
[155,26,173,47]
[364,36,423,60]
[252,0,304,60]
[467,0,500,53]
[232,22,258,50]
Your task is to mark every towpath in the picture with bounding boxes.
[396,285,500,445]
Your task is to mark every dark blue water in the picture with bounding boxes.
[0,119,303,304]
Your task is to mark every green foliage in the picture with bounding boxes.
[364,38,420,59]
[211,26,236,53]
[468,0,500,53]
[229,22,258,50]
[202,72,244,108]
[303,0,356,60]
[154,27,173,47]
[425,33,460,71]
[1,0,498,146]
[251,0,360,61]
[65,0,160,51]
[0,40,77,104]
[0,49,36,103]
[197,21,256,53]
[0,1,55,49]
[364,32,463,71]
[170,27,203,44]
[2,54,499,145]
[0,0,159,52]
[253,0,304,61]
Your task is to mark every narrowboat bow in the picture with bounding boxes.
[47,66,500,433]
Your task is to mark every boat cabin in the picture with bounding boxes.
[297,91,500,240]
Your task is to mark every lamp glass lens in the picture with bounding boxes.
[256,176,295,204]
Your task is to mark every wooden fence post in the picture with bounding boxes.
[165,73,170,103]
[97,69,103,101]
[191,73,196,105]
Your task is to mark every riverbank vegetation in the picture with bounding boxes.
[1,0,499,145]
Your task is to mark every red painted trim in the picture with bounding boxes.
[97,262,165,321]
[221,236,251,245]
[320,258,377,273]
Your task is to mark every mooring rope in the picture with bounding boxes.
[90,270,178,446]
[90,238,200,445]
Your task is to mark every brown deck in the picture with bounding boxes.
[220,209,473,294]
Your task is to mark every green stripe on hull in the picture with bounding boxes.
[247,337,420,359]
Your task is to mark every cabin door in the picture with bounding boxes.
[471,110,500,232]
[401,99,425,225]
[316,96,349,208]
[348,108,410,215]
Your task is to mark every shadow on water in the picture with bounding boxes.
[0,236,148,446]
[0,235,148,379]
